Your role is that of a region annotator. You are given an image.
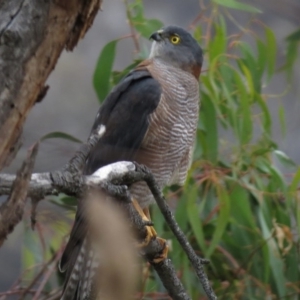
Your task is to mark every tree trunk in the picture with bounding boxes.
[0,0,102,170]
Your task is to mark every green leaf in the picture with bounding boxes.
[281,28,300,77]
[255,93,271,135]
[151,203,165,238]
[228,180,256,228]
[257,208,286,297]
[208,22,227,63]
[256,39,267,79]
[265,27,277,80]
[267,164,287,193]
[50,195,77,209]
[286,28,300,42]
[288,168,300,235]
[127,0,163,39]
[22,227,42,280]
[201,93,218,163]
[285,246,299,285]
[175,192,189,232]
[206,184,230,257]
[233,70,252,145]
[40,131,82,143]
[186,185,207,253]
[112,61,140,86]
[282,40,299,78]
[273,150,296,168]
[128,0,144,23]
[241,63,254,98]
[93,40,118,102]
[212,0,262,13]
[289,167,300,193]
[134,19,164,39]
[238,42,262,93]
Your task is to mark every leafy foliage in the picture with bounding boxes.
[93,40,118,102]
[282,28,300,79]
[19,1,300,299]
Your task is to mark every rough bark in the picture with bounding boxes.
[0,0,102,170]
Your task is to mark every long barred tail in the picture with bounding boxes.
[60,194,138,300]
[60,237,100,300]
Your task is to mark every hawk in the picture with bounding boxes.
[60,25,203,300]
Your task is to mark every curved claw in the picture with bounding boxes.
[132,199,168,263]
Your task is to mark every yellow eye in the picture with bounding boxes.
[170,35,180,44]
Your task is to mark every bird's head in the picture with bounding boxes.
[149,25,203,78]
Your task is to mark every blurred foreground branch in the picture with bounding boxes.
[0,128,216,299]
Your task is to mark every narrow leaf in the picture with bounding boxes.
[201,93,218,163]
[186,185,206,253]
[40,131,82,143]
[212,0,262,13]
[273,150,296,168]
[93,40,118,102]
[135,19,164,39]
[265,27,277,80]
[258,208,286,297]
[286,28,300,42]
[206,184,230,257]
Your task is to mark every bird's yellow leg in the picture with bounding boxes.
[132,200,168,263]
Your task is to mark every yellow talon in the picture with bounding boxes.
[132,199,168,263]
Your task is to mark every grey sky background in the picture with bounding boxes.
[0,0,299,293]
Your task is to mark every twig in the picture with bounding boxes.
[123,0,140,53]
[152,259,191,300]
[0,143,39,246]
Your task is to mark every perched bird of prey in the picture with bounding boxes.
[60,25,203,300]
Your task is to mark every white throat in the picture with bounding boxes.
[149,41,159,58]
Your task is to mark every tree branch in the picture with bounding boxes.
[152,259,191,300]
[0,126,216,299]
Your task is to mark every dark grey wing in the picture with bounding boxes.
[84,69,161,174]
[60,68,161,300]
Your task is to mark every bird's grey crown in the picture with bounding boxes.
[149,25,203,73]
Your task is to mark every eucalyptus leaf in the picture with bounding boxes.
[93,40,118,102]
[40,131,82,143]
[212,0,262,13]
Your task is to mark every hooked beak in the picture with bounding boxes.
[149,30,163,42]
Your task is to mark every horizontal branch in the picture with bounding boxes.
[0,162,136,197]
